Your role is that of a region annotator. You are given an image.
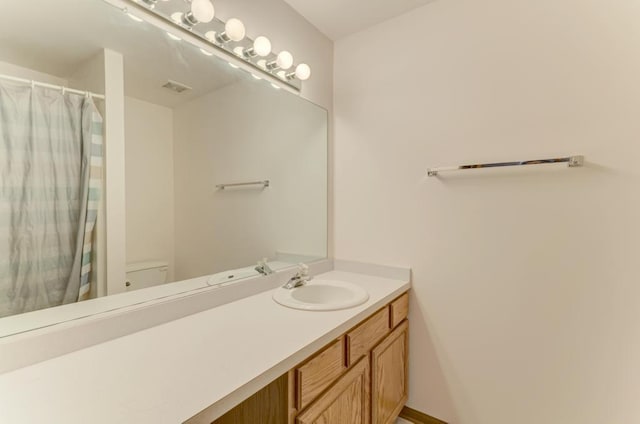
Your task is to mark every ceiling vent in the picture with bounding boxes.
[162,80,192,94]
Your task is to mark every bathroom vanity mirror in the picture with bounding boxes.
[0,0,327,334]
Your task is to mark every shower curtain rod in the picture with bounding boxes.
[0,73,106,100]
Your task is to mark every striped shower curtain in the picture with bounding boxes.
[0,81,103,318]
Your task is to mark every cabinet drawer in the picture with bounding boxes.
[346,307,390,366]
[390,293,409,329]
[295,338,346,411]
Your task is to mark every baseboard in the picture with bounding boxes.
[399,406,448,424]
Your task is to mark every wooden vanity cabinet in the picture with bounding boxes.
[295,357,370,424]
[346,307,390,366]
[371,320,409,424]
[208,292,410,424]
[295,338,347,411]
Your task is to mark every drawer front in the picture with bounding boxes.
[347,307,390,366]
[390,293,409,329]
[296,338,346,411]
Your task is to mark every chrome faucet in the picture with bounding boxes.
[283,264,312,289]
[255,258,274,276]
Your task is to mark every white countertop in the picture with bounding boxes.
[0,269,410,424]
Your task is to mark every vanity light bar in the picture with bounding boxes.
[130,0,311,88]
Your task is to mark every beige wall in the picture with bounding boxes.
[124,96,175,282]
[173,81,327,280]
[334,0,640,422]
[0,61,68,86]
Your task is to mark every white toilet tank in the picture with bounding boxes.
[125,261,169,291]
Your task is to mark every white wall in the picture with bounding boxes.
[334,0,640,423]
[103,49,127,296]
[68,53,105,98]
[0,61,68,86]
[124,96,175,282]
[173,81,327,280]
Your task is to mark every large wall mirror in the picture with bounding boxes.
[0,0,327,336]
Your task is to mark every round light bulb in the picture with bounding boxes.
[204,31,217,42]
[295,63,311,81]
[253,36,272,57]
[225,18,246,42]
[276,51,294,70]
[191,0,215,23]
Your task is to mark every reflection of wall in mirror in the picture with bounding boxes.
[124,97,176,283]
[172,81,328,281]
[0,61,68,86]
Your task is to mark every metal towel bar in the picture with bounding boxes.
[427,156,584,177]
[216,180,270,190]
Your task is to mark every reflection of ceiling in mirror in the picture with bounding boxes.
[0,0,242,107]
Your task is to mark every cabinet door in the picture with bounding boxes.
[371,320,409,424]
[296,357,370,424]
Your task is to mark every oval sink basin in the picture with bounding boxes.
[273,279,369,311]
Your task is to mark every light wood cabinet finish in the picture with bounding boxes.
[295,338,346,411]
[346,307,390,366]
[295,357,371,424]
[390,293,409,329]
[371,320,409,424]
[210,373,288,424]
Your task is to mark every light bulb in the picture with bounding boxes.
[276,51,294,70]
[190,0,215,23]
[295,63,311,81]
[204,31,217,42]
[225,18,246,42]
[253,36,272,57]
